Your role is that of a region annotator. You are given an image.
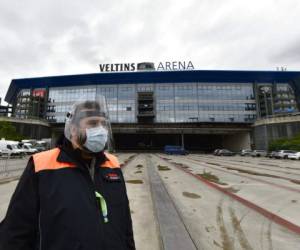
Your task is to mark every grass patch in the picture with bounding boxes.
[134,170,142,174]
[136,164,143,169]
[226,167,300,184]
[197,171,227,185]
[182,191,201,199]
[171,162,190,169]
[213,240,222,248]
[181,166,189,169]
[0,177,19,185]
[0,180,12,185]
[291,180,300,185]
[126,179,143,184]
[172,162,183,166]
[205,226,215,233]
[224,187,240,193]
[157,165,171,171]
[206,162,221,166]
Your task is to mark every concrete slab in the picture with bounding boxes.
[152,154,300,250]
[122,154,161,250]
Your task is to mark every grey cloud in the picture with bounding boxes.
[270,39,300,63]
[1,0,300,100]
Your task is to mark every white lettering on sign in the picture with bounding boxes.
[157,61,194,71]
[99,63,136,72]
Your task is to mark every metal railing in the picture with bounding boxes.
[0,154,29,180]
[257,112,300,120]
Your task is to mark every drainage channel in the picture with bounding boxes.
[146,155,197,250]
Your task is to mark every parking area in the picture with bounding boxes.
[1,153,299,249]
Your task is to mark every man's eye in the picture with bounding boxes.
[90,121,98,126]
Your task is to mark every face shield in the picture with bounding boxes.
[64,96,113,153]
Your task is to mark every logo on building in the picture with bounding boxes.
[99,61,194,72]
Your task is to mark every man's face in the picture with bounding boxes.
[70,114,107,148]
[79,116,107,130]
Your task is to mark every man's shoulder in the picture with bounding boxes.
[33,148,60,159]
[103,152,120,168]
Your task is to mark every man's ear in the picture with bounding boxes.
[69,125,81,149]
[70,124,78,139]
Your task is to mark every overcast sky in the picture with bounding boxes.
[1,0,300,102]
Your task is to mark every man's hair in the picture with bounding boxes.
[74,101,101,113]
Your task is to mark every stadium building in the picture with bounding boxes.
[4,67,300,151]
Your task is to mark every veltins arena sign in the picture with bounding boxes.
[99,61,194,72]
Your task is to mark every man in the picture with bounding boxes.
[0,97,136,250]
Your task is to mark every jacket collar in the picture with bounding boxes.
[56,137,108,168]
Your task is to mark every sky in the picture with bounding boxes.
[1,0,300,103]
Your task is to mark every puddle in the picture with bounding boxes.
[157,165,171,171]
[182,191,201,199]
[134,170,142,174]
[126,179,144,184]
[197,171,227,185]
[164,177,168,179]
[291,200,297,203]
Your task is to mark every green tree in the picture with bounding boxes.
[269,133,300,151]
[0,121,26,141]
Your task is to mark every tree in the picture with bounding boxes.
[269,133,300,151]
[0,121,26,141]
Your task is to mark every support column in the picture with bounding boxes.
[181,131,185,149]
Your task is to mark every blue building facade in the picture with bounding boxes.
[5,70,300,124]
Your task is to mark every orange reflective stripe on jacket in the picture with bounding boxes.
[103,152,120,168]
[33,148,75,173]
[33,148,120,173]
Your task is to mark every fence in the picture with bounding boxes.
[0,155,29,179]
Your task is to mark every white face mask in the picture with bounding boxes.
[83,126,108,153]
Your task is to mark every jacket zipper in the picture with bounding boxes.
[84,158,106,247]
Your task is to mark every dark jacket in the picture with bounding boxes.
[0,139,135,250]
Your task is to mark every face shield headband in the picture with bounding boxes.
[67,110,107,125]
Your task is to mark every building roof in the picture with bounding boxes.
[5,69,300,103]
